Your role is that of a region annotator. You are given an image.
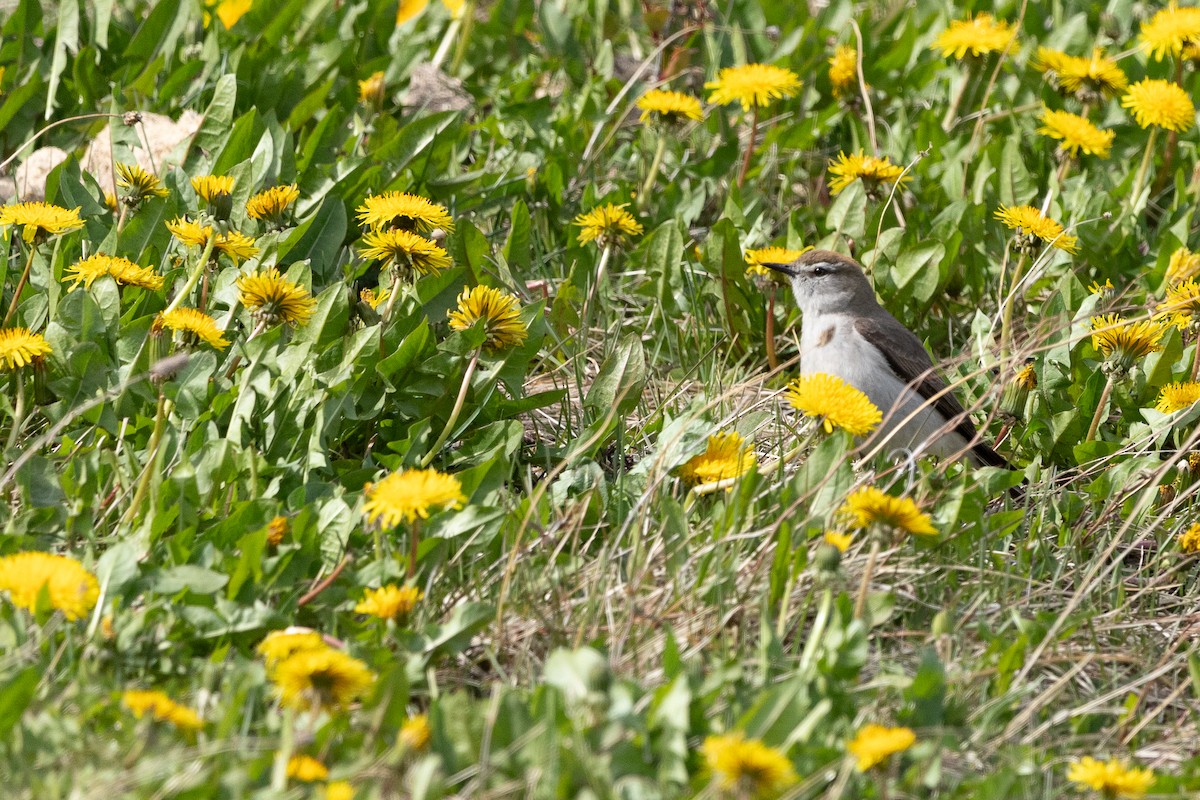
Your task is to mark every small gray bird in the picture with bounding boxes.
[762,249,1008,468]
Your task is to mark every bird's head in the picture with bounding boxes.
[757,249,876,315]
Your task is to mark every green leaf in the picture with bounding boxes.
[155,565,229,595]
[192,74,239,155]
[502,199,531,270]
[44,0,80,117]
[584,333,645,419]
[0,668,40,739]
[826,180,867,239]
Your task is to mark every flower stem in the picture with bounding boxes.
[853,537,882,621]
[419,347,480,468]
[999,252,1028,366]
[578,243,613,350]
[430,16,462,71]
[1085,373,1117,443]
[1190,338,1200,382]
[5,370,27,453]
[941,70,972,132]
[2,242,36,328]
[122,391,171,525]
[765,284,779,371]
[377,266,404,357]
[164,235,218,315]
[639,134,667,210]
[1127,127,1159,218]
[407,518,422,580]
[449,1,475,74]
[270,705,296,791]
[736,105,760,188]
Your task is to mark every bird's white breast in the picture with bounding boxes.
[799,313,970,459]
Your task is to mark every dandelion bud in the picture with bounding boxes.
[30,354,53,405]
[358,71,387,111]
[1159,484,1177,507]
[999,359,1036,421]
[814,543,843,573]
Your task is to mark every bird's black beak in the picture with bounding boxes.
[758,262,798,277]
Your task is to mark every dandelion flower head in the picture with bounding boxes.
[701,732,797,799]
[246,184,300,223]
[827,151,909,198]
[122,689,204,732]
[1090,314,1165,372]
[286,755,329,782]
[636,89,704,124]
[447,285,528,352]
[785,373,882,437]
[1034,47,1128,99]
[236,268,317,326]
[155,308,230,350]
[0,328,52,371]
[358,228,452,277]
[676,431,757,487]
[745,245,811,279]
[1155,382,1200,414]
[355,584,423,620]
[270,647,374,712]
[1179,522,1200,553]
[1140,3,1200,61]
[358,71,387,108]
[1037,108,1114,158]
[64,254,164,291]
[1167,245,1200,284]
[362,468,466,528]
[0,201,84,243]
[191,174,235,203]
[115,163,169,203]
[574,203,644,247]
[1122,78,1195,132]
[0,551,98,620]
[839,486,937,536]
[356,191,453,234]
[705,63,801,111]
[994,205,1078,254]
[1066,756,1155,798]
[847,724,916,771]
[933,13,1016,60]
[828,45,860,97]
[400,714,432,751]
[257,629,328,667]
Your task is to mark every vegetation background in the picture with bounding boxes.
[1,0,1199,798]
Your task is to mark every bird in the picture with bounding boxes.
[760,249,1009,468]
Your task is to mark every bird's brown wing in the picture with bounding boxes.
[854,315,1009,468]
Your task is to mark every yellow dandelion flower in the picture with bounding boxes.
[933,13,1016,60]
[1037,107,1114,158]
[1015,362,1037,390]
[356,191,453,233]
[676,431,757,487]
[994,205,1078,254]
[156,308,230,350]
[257,629,327,667]
[441,0,464,18]
[286,755,329,782]
[104,192,118,211]
[121,689,204,732]
[362,468,466,528]
[839,486,937,536]
[705,63,802,111]
[396,0,428,25]
[271,647,374,712]
[359,71,387,108]
[847,724,916,771]
[166,216,211,247]
[360,287,390,310]
[64,254,164,291]
[1140,3,1200,61]
[355,584,423,620]
[210,0,251,28]
[573,203,643,246]
[215,230,259,261]
[0,328,52,370]
[0,201,84,243]
[191,174,235,203]
[701,732,797,799]
[358,229,452,277]
[828,45,859,97]
[400,714,431,751]
[1157,276,1200,329]
[165,217,259,261]
[1155,382,1200,414]
[1122,79,1195,132]
[447,285,528,351]
[325,781,355,800]
[246,184,300,224]
[115,163,169,203]
[827,151,909,197]
[236,268,317,326]
[1034,47,1128,99]
[1090,314,1165,372]
[1179,522,1200,553]
[0,551,98,620]
[1067,756,1155,798]
[784,373,882,437]
[823,531,853,553]
[266,515,289,545]
[745,245,811,279]
[1167,245,1200,284]
[1088,279,1115,296]
[636,89,704,124]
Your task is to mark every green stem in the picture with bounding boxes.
[122,391,170,525]
[578,243,613,351]
[999,252,1029,366]
[736,105,760,189]
[419,347,480,468]
[430,16,462,71]
[449,1,475,74]
[941,69,972,132]
[1085,373,1117,443]
[164,235,218,315]
[6,370,26,453]
[853,537,881,621]
[2,241,36,328]
[226,342,268,445]
[377,266,404,357]
[1127,127,1159,219]
[407,518,422,580]
[639,134,667,209]
[270,705,296,791]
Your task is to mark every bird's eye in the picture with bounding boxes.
[811,265,830,277]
